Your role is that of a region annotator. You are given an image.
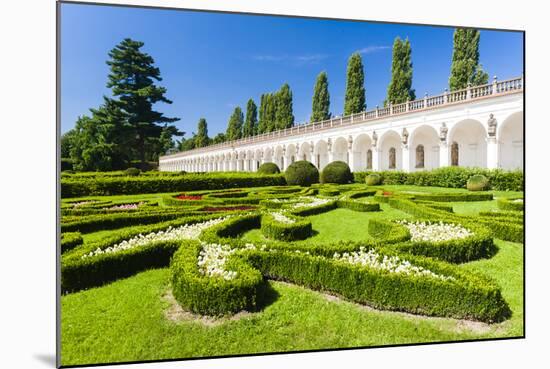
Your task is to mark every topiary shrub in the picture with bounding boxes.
[124,167,141,177]
[320,161,353,184]
[284,160,319,187]
[467,174,489,191]
[257,162,280,175]
[365,173,382,186]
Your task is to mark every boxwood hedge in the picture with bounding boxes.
[261,212,312,241]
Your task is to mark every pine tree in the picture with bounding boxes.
[385,37,415,106]
[243,99,258,137]
[311,71,331,122]
[212,133,226,144]
[195,118,209,148]
[226,107,244,141]
[449,28,489,91]
[106,38,181,164]
[275,83,294,129]
[344,53,366,115]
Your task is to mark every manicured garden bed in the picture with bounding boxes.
[60,180,524,366]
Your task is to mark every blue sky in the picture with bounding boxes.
[60,3,523,137]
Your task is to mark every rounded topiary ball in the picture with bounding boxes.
[365,173,382,186]
[285,160,319,187]
[125,167,141,176]
[258,162,280,175]
[320,161,353,184]
[466,174,489,191]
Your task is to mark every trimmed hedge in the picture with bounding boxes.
[284,161,319,187]
[61,214,224,292]
[261,212,312,241]
[370,218,497,263]
[353,167,523,191]
[412,192,493,202]
[337,199,380,212]
[257,162,280,175]
[61,173,286,197]
[320,161,353,184]
[290,200,338,217]
[171,241,266,315]
[61,208,203,233]
[245,249,511,323]
[60,232,83,253]
[497,197,524,211]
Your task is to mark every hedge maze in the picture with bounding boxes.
[60,176,524,324]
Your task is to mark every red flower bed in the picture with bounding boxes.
[201,206,256,212]
[382,191,393,196]
[175,194,203,200]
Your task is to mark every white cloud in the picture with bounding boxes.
[252,53,328,65]
[355,45,391,55]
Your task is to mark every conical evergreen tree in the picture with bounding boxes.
[226,107,244,141]
[106,38,181,164]
[195,118,209,148]
[275,83,294,129]
[385,37,415,106]
[311,71,331,122]
[243,99,258,137]
[344,53,366,115]
[449,28,489,91]
[265,93,277,132]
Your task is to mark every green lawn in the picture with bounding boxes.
[242,204,413,244]
[60,185,524,366]
[61,239,523,366]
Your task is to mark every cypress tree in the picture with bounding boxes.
[275,83,294,129]
[226,107,244,141]
[195,118,209,148]
[243,99,258,137]
[265,93,277,132]
[449,28,489,91]
[258,94,268,134]
[311,71,331,122]
[344,53,366,115]
[385,37,415,106]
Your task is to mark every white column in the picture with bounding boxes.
[487,137,499,169]
[328,151,334,165]
[244,159,249,172]
[372,148,380,171]
[439,142,449,168]
[402,145,411,172]
[348,151,356,171]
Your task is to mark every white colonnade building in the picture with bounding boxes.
[159,77,524,173]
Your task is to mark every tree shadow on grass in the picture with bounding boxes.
[255,280,280,312]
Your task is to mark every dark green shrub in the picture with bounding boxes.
[365,173,382,186]
[258,162,280,174]
[171,241,265,315]
[60,232,83,253]
[284,161,319,187]
[61,158,74,171]
[337,199,380,212]
[320,161,353,184]
[497,197,524,211]
[261,212,312,241]
[124,167,141,176]
[467,174,489,191]
[245,249,510,323]
[61,173,286,197]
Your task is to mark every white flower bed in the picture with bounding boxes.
[81,217,229,259]
[72,201,97,208]
[270,211,295,224]
[109,202,143,210]
[396,220,473,242]
[197,243,238,280]
[292,197,332,209]
[512,199,523,203]
[333,247,454,281]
